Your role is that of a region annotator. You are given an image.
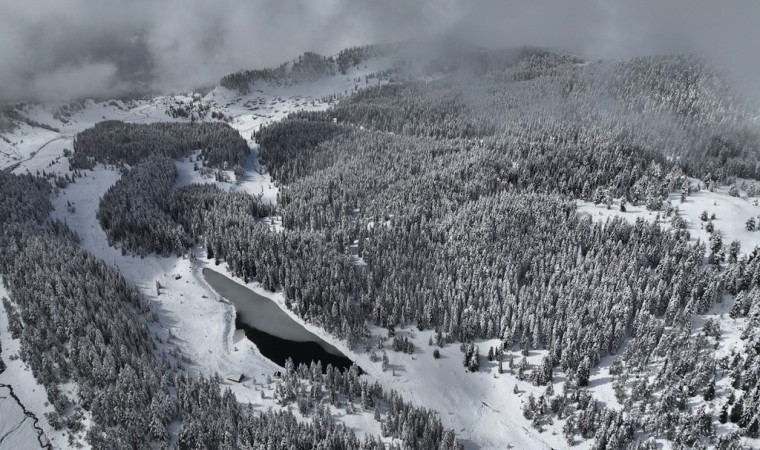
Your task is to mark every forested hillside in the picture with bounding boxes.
[247,48,759,447]
[71,121,249,169]
[330,51,758,180]
[0,167,464,449]
[83,121,253,256]
[57,46,760,448]
[220,44,397,93]
[2,42,760,449]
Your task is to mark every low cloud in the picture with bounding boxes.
[1,0,759,102]
[29,62,121,102]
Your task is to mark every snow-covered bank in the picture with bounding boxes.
[196,240,572,449]
[0,55,403,446]
[15,50,759,448]
[0,279,62,449]
[0,386,45,450]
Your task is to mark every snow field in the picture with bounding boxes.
[9,53,760,448]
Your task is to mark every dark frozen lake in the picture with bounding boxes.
[202,268,356,371]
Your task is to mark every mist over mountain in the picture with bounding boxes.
[2,0,759,102]
[5,1,760,449]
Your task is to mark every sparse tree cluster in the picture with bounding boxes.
[336,44,396,74]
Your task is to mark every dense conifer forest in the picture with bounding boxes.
[2,44,760,448]
[0,168,464,448]
[71,121,250,169]
[237,48,760,447]
[220,44,396,93]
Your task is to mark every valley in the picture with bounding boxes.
[1,42,759,449]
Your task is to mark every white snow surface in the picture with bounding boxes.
[578,180,760,257]
[0,58,406,448]
[0,386,44,450]
[3,54,759,449]
[578,183,760,449]
[0,279,59,449]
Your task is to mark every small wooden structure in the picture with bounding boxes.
[226,373,244,383]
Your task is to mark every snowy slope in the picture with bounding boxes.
[578,183,760,449]
[0,279,58,449]
[0,386,44,450]
[7,50,760,449]
[0,54,406,447]
[0,56,614,449]
[202,274,578,449]
[20,62,559,448]
[578,179,760,257]
[0,52,393,173]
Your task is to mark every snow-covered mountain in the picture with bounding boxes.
[2,43,760,449]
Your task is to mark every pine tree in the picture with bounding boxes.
[730,398,744,424]
[563,416,576,445]
[719,404,728,424]
[467,346,480,372]
[747,417,759,438]
[728,241,741,264]
[703,380,715,401]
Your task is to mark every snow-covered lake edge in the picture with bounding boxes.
[3,54,760,449]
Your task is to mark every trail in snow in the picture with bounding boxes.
[10,135,72,171]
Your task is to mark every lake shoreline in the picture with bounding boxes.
[202,268,358,372]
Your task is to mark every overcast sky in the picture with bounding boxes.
[2,0,759,102]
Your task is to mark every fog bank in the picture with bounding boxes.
[2,0,758,102]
